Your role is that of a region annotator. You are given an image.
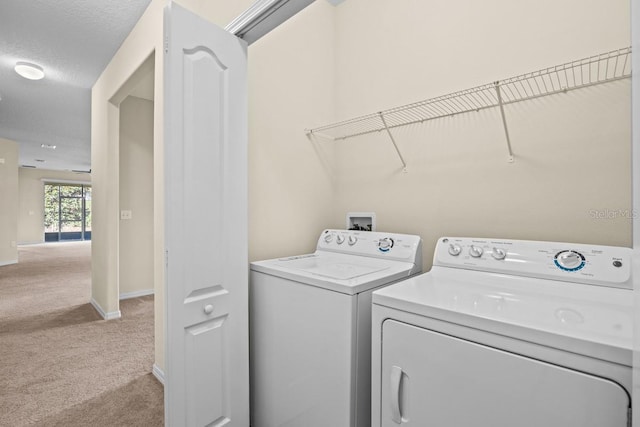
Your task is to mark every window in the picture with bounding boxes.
[44,183,91,241]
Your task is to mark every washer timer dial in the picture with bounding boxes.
[554,250,586,272]
[378,237,394,252]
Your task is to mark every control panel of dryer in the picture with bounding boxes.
[317,229,423,266]
[434,237,632,289]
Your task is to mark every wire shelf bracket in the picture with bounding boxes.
[494,82,515,163]
[305,47,632,167]
[378,112,408,172]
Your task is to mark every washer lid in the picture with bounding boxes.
[372,266,633,366]
[277,255,389,280]
[250,252,418,295]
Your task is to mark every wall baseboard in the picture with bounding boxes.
[119,289,154,300]
[0,259,18,267]
[90,298,121,320]
[152,363,165,386]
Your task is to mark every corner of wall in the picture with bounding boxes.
[0,138,19,265]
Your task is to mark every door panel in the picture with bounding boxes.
[185,315,228,427]
[181,47,224,298]
[164,3,248,426]
[380,320,629,427]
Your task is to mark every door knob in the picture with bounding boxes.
[204,304,214,315]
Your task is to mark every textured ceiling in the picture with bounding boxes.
[0,0,153,172]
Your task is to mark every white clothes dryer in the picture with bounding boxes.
[250,229,422,427]
[371,237,632,427]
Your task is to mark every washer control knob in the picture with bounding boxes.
[378,237,394,252]
[469,245,484,258]
[324,234,333,243]
[348,235,358,246]
[491,247,506,260]
[554,250,585,271]
[336,235,345,245]
[448,244,462,256]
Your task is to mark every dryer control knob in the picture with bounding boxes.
[491,247,506,260]
[348,235,358,246]
[554,250,585,271]
[336,235,345,245]
[448,244,462,256]
[324,234,333,243]
[469,245,484,258]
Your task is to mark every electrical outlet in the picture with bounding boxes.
[120,210,132,220]
[0,158,5,164]
[10,241,16,248]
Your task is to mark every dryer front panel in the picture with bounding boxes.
[379,320,629,427]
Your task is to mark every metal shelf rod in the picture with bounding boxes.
[494,82,515,162]
[305,47,632,166]
[379,112,408,172]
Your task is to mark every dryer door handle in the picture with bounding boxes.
[390,365,407,424]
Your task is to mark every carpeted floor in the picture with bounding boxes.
[0,241,164,426]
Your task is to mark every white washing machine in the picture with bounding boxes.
[250,229,422,427]
[371,237,633,427]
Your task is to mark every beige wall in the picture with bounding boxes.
[92,0,163,364]
[92,0,631,376]
[325,0,632,269]
[119,96,154,296]
[0,138,19,266]
[174,0,253,27]
[17,168,91,244]
[246,1,336,261]
[92,0,256,374]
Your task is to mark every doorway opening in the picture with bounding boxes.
[108,51,162,388]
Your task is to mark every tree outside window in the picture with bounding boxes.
[44,183,91,241]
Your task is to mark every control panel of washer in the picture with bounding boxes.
[317,229,423,265]
[434,237,632,289]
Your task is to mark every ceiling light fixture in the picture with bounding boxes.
[41,144,56,149]
[15,62,45,80]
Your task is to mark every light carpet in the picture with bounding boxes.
[0,241,163,426]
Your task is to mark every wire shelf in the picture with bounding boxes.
[306,47,632,143]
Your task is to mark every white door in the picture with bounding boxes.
[164,3,248,426]
[380,320,629,427]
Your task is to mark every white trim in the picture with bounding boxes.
[225,0,314,45]
[631,0,639,423]
[0,259,18,267]
[152,364,166,386]
[90,298,122,320]
[41,178,91,185]
[119,289,154,300]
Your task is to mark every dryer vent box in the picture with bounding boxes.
[346,212,376,231]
